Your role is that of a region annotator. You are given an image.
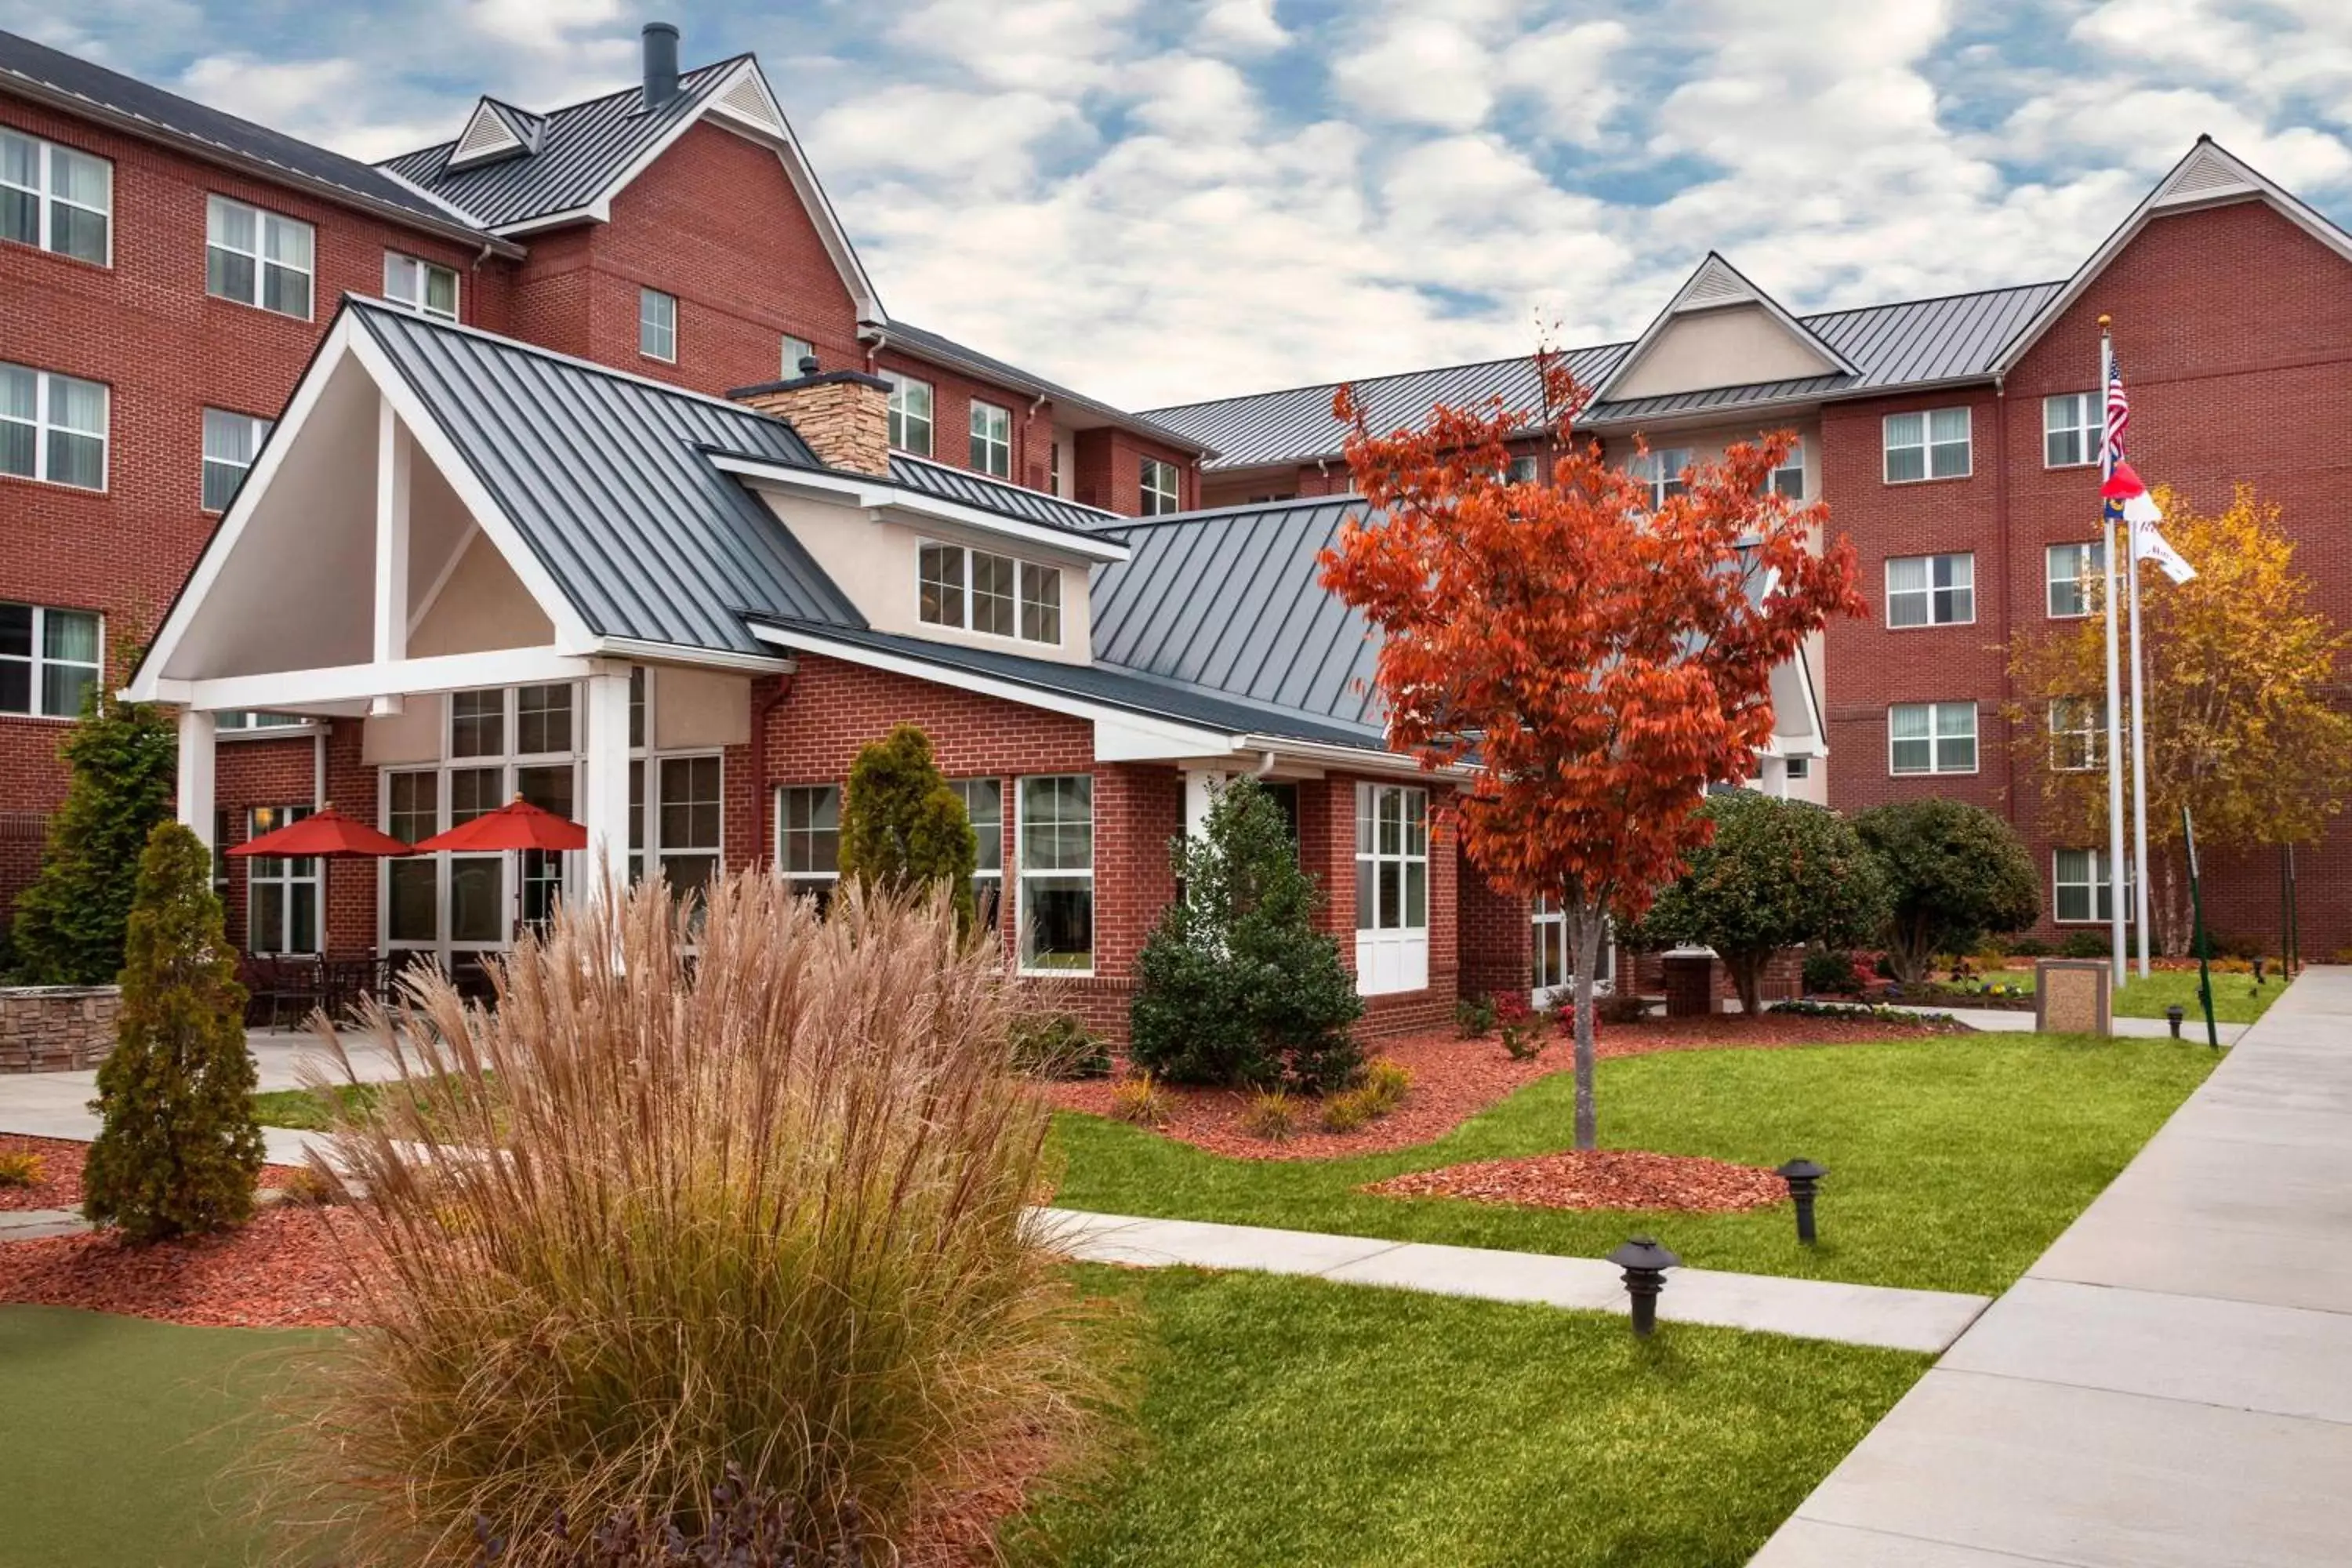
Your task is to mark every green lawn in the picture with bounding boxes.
[249,1080,385,1130]
[0,1306,336,1567]
[4,1278,1923,1568]
[2113,967,2279,1023]
[1051,1032,2216,1296]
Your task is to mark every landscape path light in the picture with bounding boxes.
[2166,1004,2186,1039]
[1607,1235,1679,1338]
[1776,1158,1828,1245]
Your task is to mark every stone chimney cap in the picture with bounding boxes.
[728,368,891,398]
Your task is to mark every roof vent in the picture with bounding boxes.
[643,22,681,112]
[2154,141,2255,208]
[446,98,542,169]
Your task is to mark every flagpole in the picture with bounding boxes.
[2100,320,2127,992]
[2126,462,2153,981]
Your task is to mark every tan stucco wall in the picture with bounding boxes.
[408,532,554,656]
[363,693,445,765]
[652,666,750,750]
[1610,303,1838,400]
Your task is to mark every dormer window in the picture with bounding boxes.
[917,541,1062,647]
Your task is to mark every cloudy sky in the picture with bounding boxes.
[9,0,2351,409]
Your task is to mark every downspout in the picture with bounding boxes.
[748,671,796,869]
[1994,376,2017,821]
[1253,749,1278,779]
[1025,390,1049,492]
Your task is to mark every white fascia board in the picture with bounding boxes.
[1240,734,1472,779]
[343,324,603,654]
[1586,252,1855,406]
[154,647,610,712]
[708,453,1131,564]
[595,635,792,675]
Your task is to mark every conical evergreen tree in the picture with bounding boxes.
[837,724,978,933]
[81,822,264,1242]
[9,682,176,984]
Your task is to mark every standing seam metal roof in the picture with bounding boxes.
[377,58,744,229]
[351,299,862,655]
[1143,282,2067,470]
[885,452,1123,539]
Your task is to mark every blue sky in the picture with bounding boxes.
[8,0,2350,409]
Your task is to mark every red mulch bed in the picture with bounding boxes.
[0,1133,305,1214]
[1365,1149,1789,1212]
[1041,1011,1958,1161]
[0,1203,374,1328]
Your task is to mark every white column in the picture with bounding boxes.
[1181,768,1229,840]
[371,397,411,718]
[578,666,633,906]
[176,707,216,848]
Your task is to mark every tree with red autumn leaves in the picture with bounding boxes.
[1319,354,1864,1149]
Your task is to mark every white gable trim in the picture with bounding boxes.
[709,452,1132,564]
[1993,137,2352,375]
[1586,252,1857,406]
[447,99,527,169]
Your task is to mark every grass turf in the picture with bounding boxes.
[249,1080,383,1130]
[1050,1032,2217,1296]
[2113,967,2278,1023]
[1015,1267,1925,1567]
[0,1305,335,1568]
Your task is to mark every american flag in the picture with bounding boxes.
[2102,354,2131,518]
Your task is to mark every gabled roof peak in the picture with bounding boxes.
[446,96,545,170]
[1585,251,1857,405]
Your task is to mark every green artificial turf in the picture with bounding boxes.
[1013,1267,1926,1568]
[0,1306,336,1568]
[1051,1032,2217,1296]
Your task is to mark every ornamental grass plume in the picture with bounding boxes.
[278,873,1106,1566]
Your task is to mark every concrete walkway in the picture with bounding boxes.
[1036,1208,1989,1353]
[1934,1004,2250,1043]
[1751,967,2352,1566]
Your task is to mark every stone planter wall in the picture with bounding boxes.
[0,985,122,1072]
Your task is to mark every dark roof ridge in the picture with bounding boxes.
[1798,277,2070,321]
[1140,347,1589,416]
[1094,495,1363,533]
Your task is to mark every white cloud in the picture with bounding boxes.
[807,85,1084,195]
[1197,0,1289,54]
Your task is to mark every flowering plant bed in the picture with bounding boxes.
[1365,1149,1790,1213]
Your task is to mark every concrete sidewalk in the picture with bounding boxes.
[1751,967,2352,1566]
[1036,1209,1988,1353]
[1934,1004,2250,1043]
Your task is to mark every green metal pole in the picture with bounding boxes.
[2183,807,2219,1049]
[2288,843,2301,979]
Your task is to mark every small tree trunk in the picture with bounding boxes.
[1726,950,1765,1018]
[1567,898,1604,1152]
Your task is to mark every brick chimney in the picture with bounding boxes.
[730,360,893,477]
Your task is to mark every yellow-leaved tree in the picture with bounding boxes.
[2009,484,2352,954]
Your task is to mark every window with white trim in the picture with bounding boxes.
[2049,696,2111,773]
[216,710,307,732]
[657,754,723,902]
[782,334,815,376]
[2044,391,2101,468]
[385,771,438,943]
[953,778,1004,931]
[2,362,107,490]
[1883,407,1970,482]
[917,541,1062,646]
[1769,439,1806,500]
[246,805,320,954]
[201,408,270,512]
[383,252,459,321]
[1785,755,1811,780]
[0,602,100,718]
[970,399,1011,477]
[1889,702,1976,775]
[1507,453,1541,485]
[1633,446,1693,510]
[2054,848,2134,924]
[2045,539,2105,619]
[2,129,110,263]
[1140,456,1179,516]
[777,784,840,912]
[205,195,312,318]
[1886,553,1973,627]
[885,372,934,456]
[1018,775,1093,973]
[638,287,676,361]
[1354,783,1429,995]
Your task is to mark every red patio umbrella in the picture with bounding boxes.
[408,796,588,855]
[226,804,414,964]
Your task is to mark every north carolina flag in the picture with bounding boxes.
[2100,359,2197,585]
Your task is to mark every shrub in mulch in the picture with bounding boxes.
[1365,1149,1789,1213]
[0,1203,374,1327]
[0,1133,304,1216]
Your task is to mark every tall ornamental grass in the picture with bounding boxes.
[285,873,1102,1565]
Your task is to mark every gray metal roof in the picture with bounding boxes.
[1144,281,2067,470]
[1091,499,1387,734]
[750,618,1387,750]
[0,28,496,242]
[350,299,862,655]
[378,57,743,229]
[881,321,1218,455]
[886,452,1121,539]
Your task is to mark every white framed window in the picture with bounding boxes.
[2,129,110,263]
[205,194,313,318]
[1140,456,1180,516]
[1507,453,1541,485]
[246,805,320,954]
[201,408,270,513]
[656,754,723,902]
[1769,439,1806,500]
[782,333,815,376]
[1884,407,1971,482]
[1354,783,1429,995]
[1889,702,1977,775]
[514,682,574,756]
[1634,446,1693,510]
[216,710,308,733]
[383,252,459,321]
[2044,391,2102,468]
[1018,775,1093,973]
[2,362,107,490]
[953,778,1004,931]
[1886,552,1974,628]
[1530,895,1613,1006]
[1785,755,1812,780]
[638,287,677,361]
[0,602,100,718]
[970,399,1011,477]
[885,372,934,456]
[2049,696,2112,773]
[917,541,1060,645]
[2055,848,2134,924]
[385,771,438,942]
[2045,539,2105,619]
[776,783,840,911]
